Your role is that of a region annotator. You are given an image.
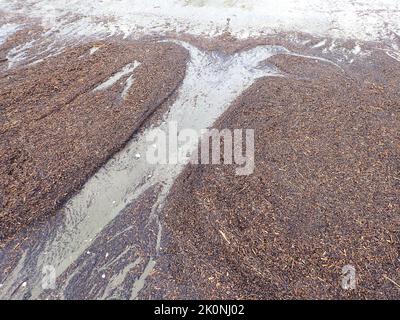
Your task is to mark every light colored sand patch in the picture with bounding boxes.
[328,40,336,51]
[386,50,400,62]
[0,23,20,45]
[352,44,362,55]
[93,61,141,92]
[313,39,327,48]
[121,75,134,100]
[90,46,99,55]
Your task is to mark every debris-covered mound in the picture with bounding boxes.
[160,51,400,299]
[0,40,188,245]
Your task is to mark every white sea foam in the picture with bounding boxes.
[0,0,399,41]
[0,23,20,45]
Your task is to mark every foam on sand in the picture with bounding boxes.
[1,0,400,41]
